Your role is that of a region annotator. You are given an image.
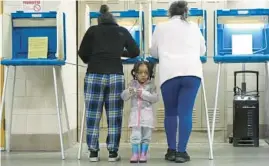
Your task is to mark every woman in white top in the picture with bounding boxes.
[150,0,206,163]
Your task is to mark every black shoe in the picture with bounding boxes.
[88,151,99,162]
[175,152,190,163]
[108,151,121,162]
[165,149,176,161]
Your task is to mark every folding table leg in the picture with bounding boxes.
[6,66,16,152]
[0,66,9,134]
[77,104,86,160]
[59,67,71,146]
[53,66,65,160]
[211,63,222,154]
[201,75,213,160]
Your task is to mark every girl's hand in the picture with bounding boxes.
[129,87,136,95]
[136,89,143,96]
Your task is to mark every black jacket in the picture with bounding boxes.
[78,17,140,75]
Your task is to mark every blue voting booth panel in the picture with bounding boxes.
[90,10,141,47]
[151,9,207,63]
[214,9,269,63]
[90,10,143,64]
[1,11,66,66]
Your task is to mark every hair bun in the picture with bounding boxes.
[177,0,188,8]
[100,4,109,14]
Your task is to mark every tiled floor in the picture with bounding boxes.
[1,142,269,166]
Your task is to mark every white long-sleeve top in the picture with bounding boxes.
[150,16,206,86]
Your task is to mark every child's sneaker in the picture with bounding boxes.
[139,143,149,163]
[130,144,139,163]
[88,151,99,162]
[108,151,121,162]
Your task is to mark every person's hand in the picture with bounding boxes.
[129,87,136,95]
[137,88,143,96]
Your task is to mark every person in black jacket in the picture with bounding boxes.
[78,4,140,162]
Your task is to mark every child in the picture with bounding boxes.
[121,61,159,163]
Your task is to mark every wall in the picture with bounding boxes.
[78,0,269,144]
[2,0,77,151]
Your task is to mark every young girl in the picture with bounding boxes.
[121,61,159,163]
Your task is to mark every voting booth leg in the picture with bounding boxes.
[6,66,16,152]
[265,62,269,120]
[59,68,71,145]
[53,66,65,160]
[211,63,222,147]
[201,75,213,160]
[0,66,9,134]
[265,63,267,114]
[78,103,86,160]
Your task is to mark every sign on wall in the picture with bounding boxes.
[4,0,60,13]
[23,0,43,12]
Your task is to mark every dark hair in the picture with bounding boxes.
[131,61,155,80]
[100,4,109,14]
[98,4,116,24]
[169,0,188,20]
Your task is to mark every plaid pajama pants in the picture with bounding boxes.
[84,73,124,152]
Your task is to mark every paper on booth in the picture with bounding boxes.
[232,34,253,55]
[28,37,48,59]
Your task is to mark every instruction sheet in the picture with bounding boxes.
[28,37,48,59]
[232,34,253,55]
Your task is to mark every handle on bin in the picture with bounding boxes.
[234,70,259,94]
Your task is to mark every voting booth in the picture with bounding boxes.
[146,8,213,160]
[1,11,66,65]
[211,8,269,154]
[89,9,144,64]
[0,11,70,160]
[214,9,269,63]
